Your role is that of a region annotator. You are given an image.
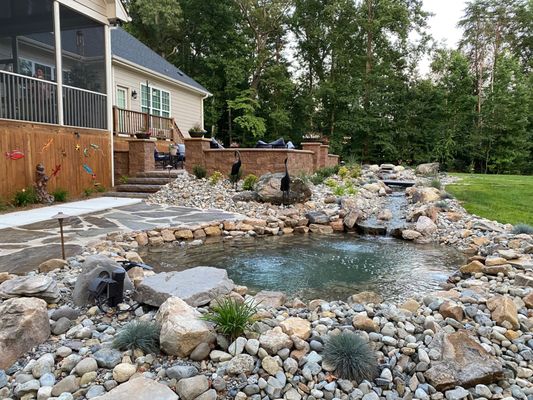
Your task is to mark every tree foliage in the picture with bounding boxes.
[125,0,532,174]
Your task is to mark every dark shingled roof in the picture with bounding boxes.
[111,27,210,95]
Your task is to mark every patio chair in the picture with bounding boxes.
[154,149,170,169]
[175,144,186,168]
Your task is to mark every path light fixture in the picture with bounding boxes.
[166,164,173,183]
[52,212,70,260]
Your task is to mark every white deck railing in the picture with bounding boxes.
[0,70,107,129]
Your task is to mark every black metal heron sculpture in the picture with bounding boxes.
[280,157,290,204]
[229,150,242,189]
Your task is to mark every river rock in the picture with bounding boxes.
[0,276,60,303]
[254,290,286,308]
[113,363,137,383]
[279,317,311,340]
[424,330,503,390]
[415,163,439,175]
[348,291,383,305]
[92,377,178,400]
[0,297,50,370]
[343,209,361,229]
[486,295,519,329]
[259,328,293,355]
[402,229,422,240]
[72,255,133,306]
[305,211,330,224]
[226,354,255,375]
[156,297,213,357]
[176,375,209,400]
[255,173,312,205]
[135,267,234,307]
[460,260,484,274]
[416,215,438,235]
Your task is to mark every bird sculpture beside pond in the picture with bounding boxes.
[280,157,290,204]
[229,150,242,189]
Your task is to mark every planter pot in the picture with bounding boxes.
[135,132,150,139]
[189,131,205,138]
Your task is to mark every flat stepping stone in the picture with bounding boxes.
[135,266,234,307]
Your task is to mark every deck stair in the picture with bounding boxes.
[105,169,186,198]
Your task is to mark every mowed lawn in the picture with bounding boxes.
[446,173,533,226]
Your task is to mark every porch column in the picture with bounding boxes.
[53,1,64,125]
[104,24,114,185]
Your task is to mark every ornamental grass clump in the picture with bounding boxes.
[112,321,161,354]
[192,165,207,179]
[242,174,258,190]
[512,223,533,235]
[209,170,223,185]
[201,297,258,340]
[323,331,378,382]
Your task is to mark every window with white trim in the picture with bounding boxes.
[140,83,170,117]
[116,86,127,109]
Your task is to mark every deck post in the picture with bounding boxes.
[53,1,64,125]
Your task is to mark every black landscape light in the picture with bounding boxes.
[51,211,69,260]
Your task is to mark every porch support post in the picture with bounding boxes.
[104,24,114,186]
[53,1,64,125]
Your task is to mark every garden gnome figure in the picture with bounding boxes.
[35,163,54,204]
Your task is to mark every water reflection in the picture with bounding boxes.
[139,234,465,302]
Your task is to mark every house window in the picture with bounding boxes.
[140,83,170,117]
[116,86,127,109]
[19,58,55,81]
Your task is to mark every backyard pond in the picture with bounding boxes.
[139,234,466,302]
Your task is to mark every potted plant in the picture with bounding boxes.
[188,123,207,138]
[135,131,150,139]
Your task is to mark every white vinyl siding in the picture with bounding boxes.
[112,62,204,132]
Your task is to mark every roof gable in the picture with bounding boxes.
[110,27,210,95]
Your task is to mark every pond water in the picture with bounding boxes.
[139,234,466,302]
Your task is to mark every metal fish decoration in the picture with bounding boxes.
[82,164,93,175]
[83,148,89,157]
[40,138,54,153]
[5,150,24,160]
[90,143,99,150]
[51,164,61,177]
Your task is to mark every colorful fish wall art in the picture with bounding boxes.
[83,148,89,157]
[40,138,54,153]
[82,164,97,180]
[51,165,61,178]
[5,150,24,160]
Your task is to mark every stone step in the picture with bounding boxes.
[103,191,151,199]
[136,170,186,178]
[115,184,162,193]
[126,177,172,185]
[382,180,415,188]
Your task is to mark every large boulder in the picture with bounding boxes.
[416,216,438,235]
[254,291,287,308]
[486,295,519,329]
[156,297,214,357]
[415,162,439,176]
[424,330,503,391]
[136,267,234,307]
[92,377,178,400]
[73,255,133,306]
[255,173,312,205]
[0,276,60,303]
[0,297,51,369]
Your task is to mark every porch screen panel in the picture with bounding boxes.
[60,5,106,129]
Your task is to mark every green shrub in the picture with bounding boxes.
[349,164,362,179]
[52,188,68,202]
[338,166,349,179]
[192,165,207,179]
[83,187,94,197]
[512,223,533,235]
[209,170,224,185]
[242,174,258,191]
[429,178,442,190]
[113,321,160,354]
[324,178,338,188]
[323,331,378,381]
[440,191,454,199]
[119,175,129,184]
[435,200,449,209]
[13,187,37,207]
[310,166,339,185]
[95,185,106,193]
[333,185,346,196]
[346,184,358,196]
[201,297,258,340]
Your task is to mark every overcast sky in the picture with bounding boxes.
[419,0,467,74]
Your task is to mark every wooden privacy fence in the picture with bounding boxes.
[0,120,112,200]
